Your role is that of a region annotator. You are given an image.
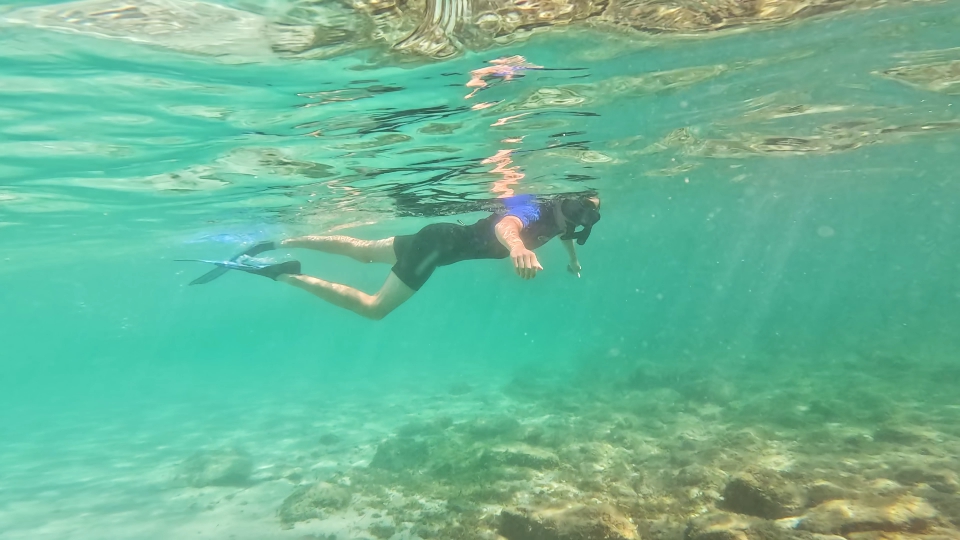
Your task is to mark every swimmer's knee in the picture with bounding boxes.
[364,305,392,321]
[359,297,394,320]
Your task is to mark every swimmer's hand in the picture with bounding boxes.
[567,263,581,278]
[510,247,543,280]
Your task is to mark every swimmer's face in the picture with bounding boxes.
[586,196,600,210]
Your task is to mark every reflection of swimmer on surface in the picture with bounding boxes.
[181,193,600,320]
[483,145,525,198]
[466,55,543,99]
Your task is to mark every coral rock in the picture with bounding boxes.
[500,504,639,540]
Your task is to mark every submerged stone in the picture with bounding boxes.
[500,504,639,540]
[684,511,758,540]
[873,426,926,445]
[847,532,960,540]
[894,467,959,494]
[461,415,523,441]
[684,513,842,540]
[277,482,352,526]
[481,444,561,470]
[721,470,805,519]
[396,421,437,438]
[368,522,397,539]
[797,497,940,535]
[177,447,253,488]
[318,433,341,445]
[369,436,429,472]
[675,464,727,488]
[805,481,849,506]
[396,416,452,438]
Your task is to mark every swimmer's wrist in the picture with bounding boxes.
[503,234,526,253]
[508,243,529,256]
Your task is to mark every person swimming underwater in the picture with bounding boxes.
[181,192,601,320]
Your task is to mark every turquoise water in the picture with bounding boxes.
[1,1,959,539]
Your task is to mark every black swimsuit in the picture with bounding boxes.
[391,202,563,290]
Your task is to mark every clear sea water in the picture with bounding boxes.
[1,1,959,539]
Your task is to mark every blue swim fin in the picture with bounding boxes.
[186,241,276,285]
[177,257,301,282]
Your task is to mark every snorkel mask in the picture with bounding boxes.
[559,197,601,245]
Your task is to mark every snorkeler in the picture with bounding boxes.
[180,193,600,320]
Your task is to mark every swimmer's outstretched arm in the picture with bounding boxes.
[561,239,582,277]
[495,216,542,280]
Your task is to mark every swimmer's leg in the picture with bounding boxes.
[278,271,414,320]
[280,236,396,264]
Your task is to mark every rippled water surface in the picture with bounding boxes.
[1,1,959,539]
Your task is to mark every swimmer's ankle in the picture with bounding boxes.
[277,273,298,284]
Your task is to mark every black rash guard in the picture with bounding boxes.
[391,198,563,290]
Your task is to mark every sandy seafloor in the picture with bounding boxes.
[2,352,959,540]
